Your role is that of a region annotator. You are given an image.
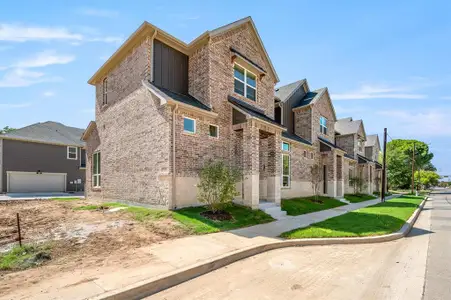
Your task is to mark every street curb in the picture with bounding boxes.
[91,196,426,300]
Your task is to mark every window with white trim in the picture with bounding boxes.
[234,64,257,101]
[282,153,290,188]
[183,117,196,134]
[102,77,108,105]
[281,141,290,152]
[67,146,77,160]
[209,125,218,138]
[92,152,101,188]
[320,116,327,135]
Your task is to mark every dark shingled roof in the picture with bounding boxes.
[318,136,346,152]
[293,87,327,109]
[344,153,356,160]
[0,121,85,146]
[357,154,372,164]
[228,95,285,128]
[282,132,312,146]
[274,80,306,102]
[149,82,211,111]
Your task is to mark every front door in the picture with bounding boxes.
[323,165,327,194]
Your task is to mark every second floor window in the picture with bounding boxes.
[102,77,108,105]
[320,116,327,135]
[281,142,290,152]
[183,117,196,134]
[67,146,77,160]
[234,64,256,101]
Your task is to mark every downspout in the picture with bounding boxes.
[172,104,178,209]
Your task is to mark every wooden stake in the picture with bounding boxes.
[16,213,22,247]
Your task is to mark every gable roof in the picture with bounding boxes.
[292,87,337,121]
[228,95,285,129]
[274,79,306,102]
[0,121,85,147]
[282,131,312,146]
[335,117,366,138]
[88,16,279,85]
[365,134,380,149]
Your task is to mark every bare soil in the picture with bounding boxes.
[0,199,189,296]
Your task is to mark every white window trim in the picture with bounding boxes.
[92,152,101,188]
[320,116,328,135]
[281,141,290,152]
[234,63,257,101]
[67,146,78,160]
[183,116,196,134]
[281,153,291,189]
[209,124,219,138]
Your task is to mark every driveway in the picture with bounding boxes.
[0,192,84,201]
[147,197,433,300]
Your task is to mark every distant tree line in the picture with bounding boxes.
[387,139,439,190]
[0,126,16,134]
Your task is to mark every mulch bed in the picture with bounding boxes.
[200,210,233,221]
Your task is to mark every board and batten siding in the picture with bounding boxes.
[281,86,307,135]
[152,39,189,94]
[1,139,85,192]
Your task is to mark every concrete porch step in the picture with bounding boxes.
[258,202,287,220]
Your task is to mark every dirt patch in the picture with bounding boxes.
[200,210,233,221]
[0,199,189,295]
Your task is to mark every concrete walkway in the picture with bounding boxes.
[0,196,391,300]
[230,197,385,238]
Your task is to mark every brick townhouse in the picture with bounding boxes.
[82,16,381,210]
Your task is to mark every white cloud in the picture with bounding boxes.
[42,91,55,97]
[332,83,427,100]
[0,24,83,42]
[87,36,123,44]
[78,8,119,18]
[0,102,32,109]
[13,50,75,68]
[329,77,440,100]
[0,68,61,88]
[0,23,122,44]
[376,109,451,137]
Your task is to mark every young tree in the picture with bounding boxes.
[0,126,16,134]
[310,164,321,200]
[197,160,241,213]
[415,170,440,189]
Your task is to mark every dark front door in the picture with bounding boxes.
[323,165,327,194]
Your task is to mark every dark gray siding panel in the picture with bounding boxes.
[153,39,188,94]
[283,87,307,134]
[2,140,85,192]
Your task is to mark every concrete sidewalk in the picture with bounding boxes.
[1,196,392,300]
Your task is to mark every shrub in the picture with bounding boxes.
[197,160,242,213]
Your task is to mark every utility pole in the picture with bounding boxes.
[381,128,387,202]
[411,142,415,195]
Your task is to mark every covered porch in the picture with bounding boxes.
[318,137,345,198]
[229,96,285,210]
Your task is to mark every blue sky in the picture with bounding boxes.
[1,0,450,175]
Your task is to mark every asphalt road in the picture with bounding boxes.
[147,192,450,300]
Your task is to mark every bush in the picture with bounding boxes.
[197,160,241,213]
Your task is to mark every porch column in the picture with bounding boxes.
[327,151,337,197]
[243,120,260,209]
[266,132,281,205]
[336,155,344,198]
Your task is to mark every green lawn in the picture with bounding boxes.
[173,204,274,234]
[72,202,274,234]
[281,195,423,239]
[0,244,52,270]
[344,194,378,203]
[50,197,82,201]
[281,196,346,216]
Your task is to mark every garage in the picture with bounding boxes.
[7,172,66,193]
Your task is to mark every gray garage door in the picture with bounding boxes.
[7,172,66,193]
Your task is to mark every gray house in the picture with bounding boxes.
[0,122,86,193]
